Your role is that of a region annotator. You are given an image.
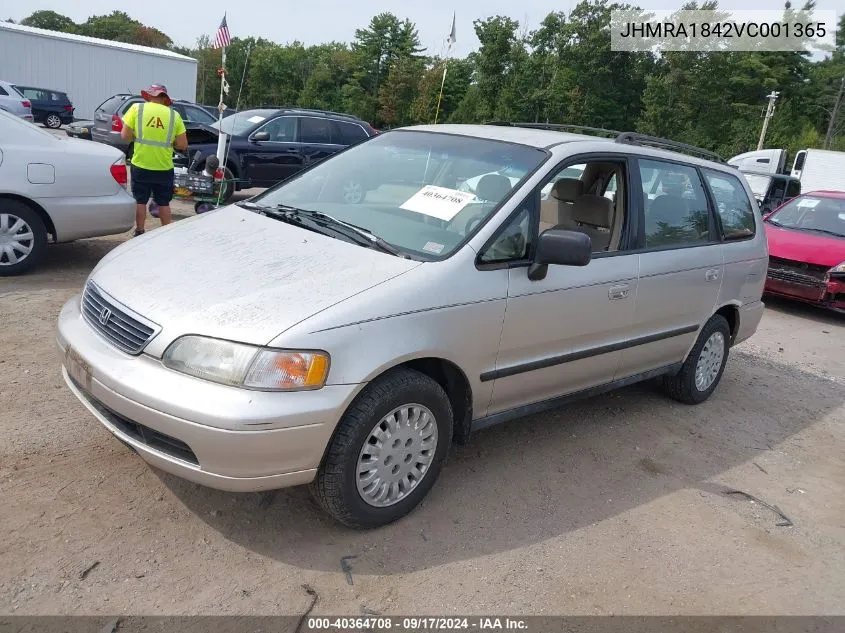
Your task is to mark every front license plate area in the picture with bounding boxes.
[65,346,92,391]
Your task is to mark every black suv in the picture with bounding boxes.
[90,93,222,155]
[176,107,379,192]
[13,85,74,128]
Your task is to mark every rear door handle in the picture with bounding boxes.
[608,284,630,300]
[706,268,720,282]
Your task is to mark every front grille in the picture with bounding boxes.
[767,256,829,288]
[70,375,198,465]
[81,282,159,355]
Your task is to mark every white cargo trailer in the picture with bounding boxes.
[790,148,845,193]
[0,22,197,120]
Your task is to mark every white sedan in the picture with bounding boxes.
[0,108,135,275]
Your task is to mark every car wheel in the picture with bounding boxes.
[0,201,48,276]
[311,368,453,528]
[341,179,365,204]
[45,114,63,129]
[662,314,730,404]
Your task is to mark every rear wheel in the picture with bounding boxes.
[311,368,453,528]
[45,113,63,129]
[662,314,731,404]
[0,201,48,276]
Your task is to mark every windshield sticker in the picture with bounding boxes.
[797,198,820,208]
[422,241,445,254]
[247,115,266,123]
[400,185,477,221]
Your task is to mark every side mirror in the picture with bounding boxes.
[252,131,270,142]
[756,199,763,208]
[528,229,592,281]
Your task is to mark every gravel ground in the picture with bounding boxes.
[1,174,845,616]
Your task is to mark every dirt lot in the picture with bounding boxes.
[1,194,845,616]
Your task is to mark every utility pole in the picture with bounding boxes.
[757,90,780,151]
[823,76,845,150]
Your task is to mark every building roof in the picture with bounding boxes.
[0,22,197,63]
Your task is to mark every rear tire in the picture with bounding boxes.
[662,314,731,404]
[311,368,453,528]
[0,201,48,276]
[45,114,62,129]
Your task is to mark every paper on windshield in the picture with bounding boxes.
[247,115,266,124]
[797,198,820,208]
[400,185,476,221]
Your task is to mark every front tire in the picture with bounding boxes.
[311,368,453,528]
[0,201,48,276]
[662,314,731,404]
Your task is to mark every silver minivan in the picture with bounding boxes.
[57,124,768,527]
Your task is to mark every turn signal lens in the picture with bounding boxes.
[244,351,330,390]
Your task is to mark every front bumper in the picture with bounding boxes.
[764,274,845,312]
[56,295,362,492]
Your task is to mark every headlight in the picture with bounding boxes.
[163,335,329,391]
[830,261,845,274]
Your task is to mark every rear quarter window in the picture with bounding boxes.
[703,169,756,240]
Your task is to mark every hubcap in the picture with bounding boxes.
[0,214,35,266]
[356,404,438,508]
[343,181,363,204]
[47,114,61,127]
[694,331,725,392]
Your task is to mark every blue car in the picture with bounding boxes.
[177,107,378,197]
[13,85,74,128]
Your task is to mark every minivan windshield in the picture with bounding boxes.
[245,130,548,259]
[767,195,845,238]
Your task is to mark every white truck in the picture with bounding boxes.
[790,148,845,193]
[727,149,786,175]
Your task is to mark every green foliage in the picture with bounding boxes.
[21,10,76,33]
[14,4,845,149]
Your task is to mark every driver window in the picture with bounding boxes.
[539,159,627,253]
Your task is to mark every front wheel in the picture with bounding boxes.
[662,314,731,404]
[311,368,453,528]
[0,201,48,276]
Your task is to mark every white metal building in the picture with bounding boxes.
[0,22,197,119]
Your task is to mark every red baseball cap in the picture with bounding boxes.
[141,84,172,106]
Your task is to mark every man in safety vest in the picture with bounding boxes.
[120,84,188,236]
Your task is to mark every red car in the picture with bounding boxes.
[763,190,845,312]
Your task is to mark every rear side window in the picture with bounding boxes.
[638,159,712,248]
[0,86,7,96]
[702,169,756,240]
[299,117,333,144]
[332,121,368,145]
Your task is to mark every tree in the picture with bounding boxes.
[78,11,171,49]
[20,10,76,33]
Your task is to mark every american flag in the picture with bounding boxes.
[213,14,231,49]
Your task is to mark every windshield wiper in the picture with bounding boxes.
[240,202,409,258]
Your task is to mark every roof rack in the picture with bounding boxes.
[614,132,725,163]
[485,121,621,138]
[484,121,725,164]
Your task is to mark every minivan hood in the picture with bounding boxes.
[89,206,421,348]
[765,222,845,268]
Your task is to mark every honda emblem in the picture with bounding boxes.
[98,307,112,325]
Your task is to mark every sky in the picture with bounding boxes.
[8,0,843,57]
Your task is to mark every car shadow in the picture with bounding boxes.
[160,348,844,575]
[763,295,845,327]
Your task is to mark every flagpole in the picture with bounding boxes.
[215,44,227,168]
[434,13,455,125]
[434,54,448,125]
